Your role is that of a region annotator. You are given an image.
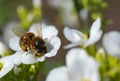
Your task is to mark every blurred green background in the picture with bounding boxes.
[0,0,120,32]
[0,0,31,32]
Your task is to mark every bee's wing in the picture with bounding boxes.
[35,23,43,37]
[30,15,43,37]
[29,23,43,37]
[12,27,26,37]
[32,23,42,37]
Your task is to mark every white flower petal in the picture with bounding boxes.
[42,26,58,40]
[64,42,80,49]
[63,27,84,43]
[66,48,100,81]
[9,36,21,51]
[0,41,7,55]
[84,30,103,47]
[46,66,69,81]
[46,37,61,57]
[20,52,37,64]
[38,37,61,61]
[10,53,21,65]
[0,56,14,78]
[90,18,101,37]
[3,21,19,45]
[49,36,61,50]
[81,57,100,79]
[90,71,100,81]
[102,31,120,57]
[66,48,88,80]
[66,48,88,67]
[83,18,102,48]
[45,49,57,58]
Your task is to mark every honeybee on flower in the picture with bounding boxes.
[9,23,61,64]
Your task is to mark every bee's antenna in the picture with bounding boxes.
[32,15,42,24]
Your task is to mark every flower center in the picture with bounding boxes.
[83,33,88,40]
[79,33,88,48]
[80,78,91,81]
[0,62,4,71]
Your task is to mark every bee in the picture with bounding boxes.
[12,24,47,57]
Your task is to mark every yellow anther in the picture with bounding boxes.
[81,78,91,81]
[83,33,88,40]
[29,65,36,73]
[0,62,4,71]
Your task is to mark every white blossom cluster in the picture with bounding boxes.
[0,14,120,80]
[46,18,120,81]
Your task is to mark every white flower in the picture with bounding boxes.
[79,8,88,22]
[49,0,79,27]
[102,31,120,58]
[48,0,61,8]
[63,17,102,49]
[32,0,41,7]
[0,53,21,78]
[60,0,79,27]
[0,41,7,56]
[9,23,61,64]
[46,48,100,81]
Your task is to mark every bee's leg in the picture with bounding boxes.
[26,51,29,55]
[26,48,30,55]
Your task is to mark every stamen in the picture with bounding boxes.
[0,62,4,71]
[83,33,88,40]
[81,78,91,81]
